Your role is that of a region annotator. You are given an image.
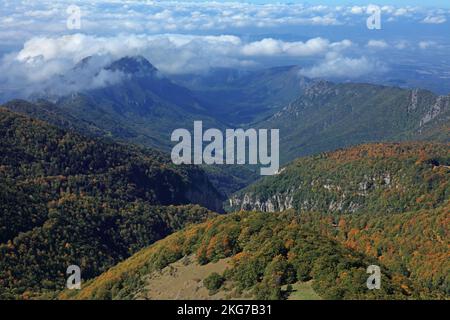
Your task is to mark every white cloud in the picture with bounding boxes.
[366,40,389,49]
[241,38,351,57]
[299,52,386,79]
[418,41,437,49]
[0,1,447,100]
[381,6,396,14]
[350,6,364,15]
[422,15,447,24]
[8,34,354,75]
[394,40,409,50]
[0,1,446,48]
[0,33,358,100]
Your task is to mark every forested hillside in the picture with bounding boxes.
[62,210,430,300]
[259,82,449,162]
[298,202,449,296]
[3,60,449,195]
[0,108,221,298]
[229,143,449,214]
[2,99,257,196]
[225,142,449,298]
[1,111,448,301]
[1,57,448,301]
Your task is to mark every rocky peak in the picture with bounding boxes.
[106,56,158,76]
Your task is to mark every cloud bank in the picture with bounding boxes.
[1,1,448,47]
[0,33,361,99]
[0,1,448,100]
[299,53,387,79]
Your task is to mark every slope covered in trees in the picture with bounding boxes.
[2,99,258,196]
[62,210,429,300]
[225,142,449,298]
[4,62,449,195]
[229,143,449,214]
[259,82,449,163]
[0,108,221,298]
[298,202,449,297]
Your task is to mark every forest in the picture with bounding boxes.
[62,210,438,300]
[0,108,448,300]
[0,108,219,298]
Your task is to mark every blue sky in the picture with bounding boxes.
[0,0,449,100]
[225,0,450,8]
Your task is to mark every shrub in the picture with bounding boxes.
[204,272,225,294]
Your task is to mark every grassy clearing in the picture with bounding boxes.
[286,281,321,300]
[138,255,232,300]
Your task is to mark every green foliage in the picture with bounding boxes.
[298,202,450,297]
[227,143,449,298]
[1,88,448,301]
[230,143,449,215]
[204,272,225,294]
[3,99,256,196]
[259,82,449,163]
[254,276,283,300]
[0,109,219,298]
[67,211,425,300]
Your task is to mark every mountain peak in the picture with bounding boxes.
[73,56,94,70]
[106,56,158,75]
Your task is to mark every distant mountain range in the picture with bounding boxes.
[3,55,449,195]
[4,56,449,153]
[259,81,449,162]
[172,65,311,125]
[0,56,449,300]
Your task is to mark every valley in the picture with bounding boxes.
[4,56,449,196]
[0,55,448,300]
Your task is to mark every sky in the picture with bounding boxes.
[0,1,449,100]
[233,0,450,7]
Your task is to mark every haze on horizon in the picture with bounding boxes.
[0,0,449,101]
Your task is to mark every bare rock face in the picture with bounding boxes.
[420,95,450,127]
[408,89,420,112]
[227,168,409,214]
[228,191,295,213]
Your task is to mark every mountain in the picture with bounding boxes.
[173,65,311,125]
[0,108,223,299]
[257,81,450,163]
[106,56,158,75]
[60,142,449,300]
[60,210,422,300]
[226,142,449,297]
[228,143,449,214]
[6,61,450,160]
[1,60,449,300]
[2,99,259,197]
[2,99,108,138]
[3,60,449,196]
[54,56,223,151]
[14,55,224,151]
[2,57,259,196]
